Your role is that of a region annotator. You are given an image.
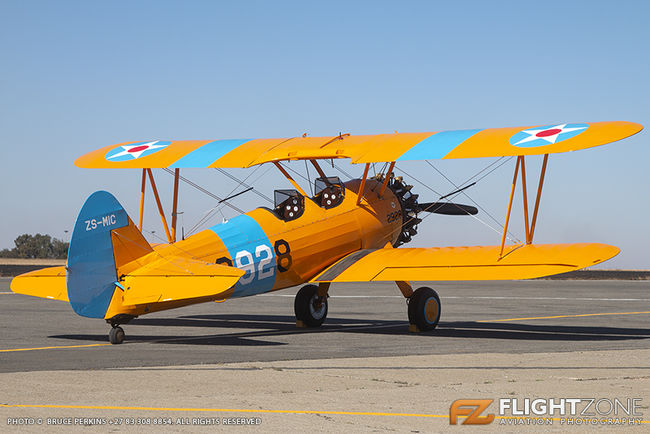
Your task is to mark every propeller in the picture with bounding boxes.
[417,202,478,216]
[379,173,478,246]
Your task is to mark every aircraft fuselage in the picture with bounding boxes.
[103,179,402,319]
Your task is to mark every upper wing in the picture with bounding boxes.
[74,121,642,169]
[311,243,619,282]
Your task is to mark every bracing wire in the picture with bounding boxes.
[162,168,245,214]
[454,157,506,188]
[369,162,388,192]
[332,160,355,180]
[424,158,520,242]
[215,167,273,204]
[279,161,312,184]
[395,163,521,244]
[143,229,170,245]
[202,165,274,225]
[187,164,277,236]
[161,168,249,236]
[186,206,225,237]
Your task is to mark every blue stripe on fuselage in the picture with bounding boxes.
[209,215,276,297]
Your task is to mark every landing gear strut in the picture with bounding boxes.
[109,325,125,344]
[294,284,329,327]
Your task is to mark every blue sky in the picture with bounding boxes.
[1,0,648,268]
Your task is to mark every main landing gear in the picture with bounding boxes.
[407,286,441,332]
[292,281,440,332]
[397,281,441,332]
[294,283,329,327]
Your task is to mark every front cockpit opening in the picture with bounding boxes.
[314,176,344,209]
[274,189,305,221]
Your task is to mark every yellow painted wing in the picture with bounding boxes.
[74,121,642,169]
[311,243,619,282]
[120,257,245,306]
[11,266,68,301]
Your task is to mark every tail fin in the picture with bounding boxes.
[67,191,153,318]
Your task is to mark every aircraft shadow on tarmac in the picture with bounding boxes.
[49,314,650,345]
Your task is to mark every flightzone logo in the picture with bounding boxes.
[450,400,495,425]
[449,398,645,426]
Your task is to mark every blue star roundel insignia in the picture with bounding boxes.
[509,123,589,148]
[104,141,171,161]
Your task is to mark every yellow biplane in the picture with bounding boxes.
[11,121,642,344]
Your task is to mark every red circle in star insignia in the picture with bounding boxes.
[128,145,149,153]
[535,128,562,138]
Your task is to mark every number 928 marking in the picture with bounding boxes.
[215,239,293,285]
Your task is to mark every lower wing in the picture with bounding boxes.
[311,243,619,282]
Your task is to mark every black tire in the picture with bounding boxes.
[407,287,441,331]
[294,284,328,327]
[109,326,125,344]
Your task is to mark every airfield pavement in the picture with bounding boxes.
[0,277,649,432]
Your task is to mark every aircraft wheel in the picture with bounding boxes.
[294,284,328,327]
[407,287,441,331]
[109,326,125,344]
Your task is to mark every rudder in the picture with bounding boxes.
[67,191,152,318]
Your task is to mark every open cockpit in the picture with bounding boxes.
[273,172,346,222]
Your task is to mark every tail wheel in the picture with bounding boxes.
[407,287,441,331]
[109,326,125,344]
[294,284,328,327]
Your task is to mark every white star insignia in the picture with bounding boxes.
[512,124,587,146]
[107,141,167,160]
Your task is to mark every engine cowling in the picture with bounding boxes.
[373,174,422,247]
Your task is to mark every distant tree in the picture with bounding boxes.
[51,238,69,259]
[1,234,69,259]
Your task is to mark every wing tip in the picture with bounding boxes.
[612,120,644,136]
[10,266,68,301]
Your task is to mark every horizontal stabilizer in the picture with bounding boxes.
[11,266,68,301]
[312,243,619,282]
[120,257,245,306]
[11,256,246,309]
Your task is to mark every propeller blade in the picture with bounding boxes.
[418,202,478,215]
